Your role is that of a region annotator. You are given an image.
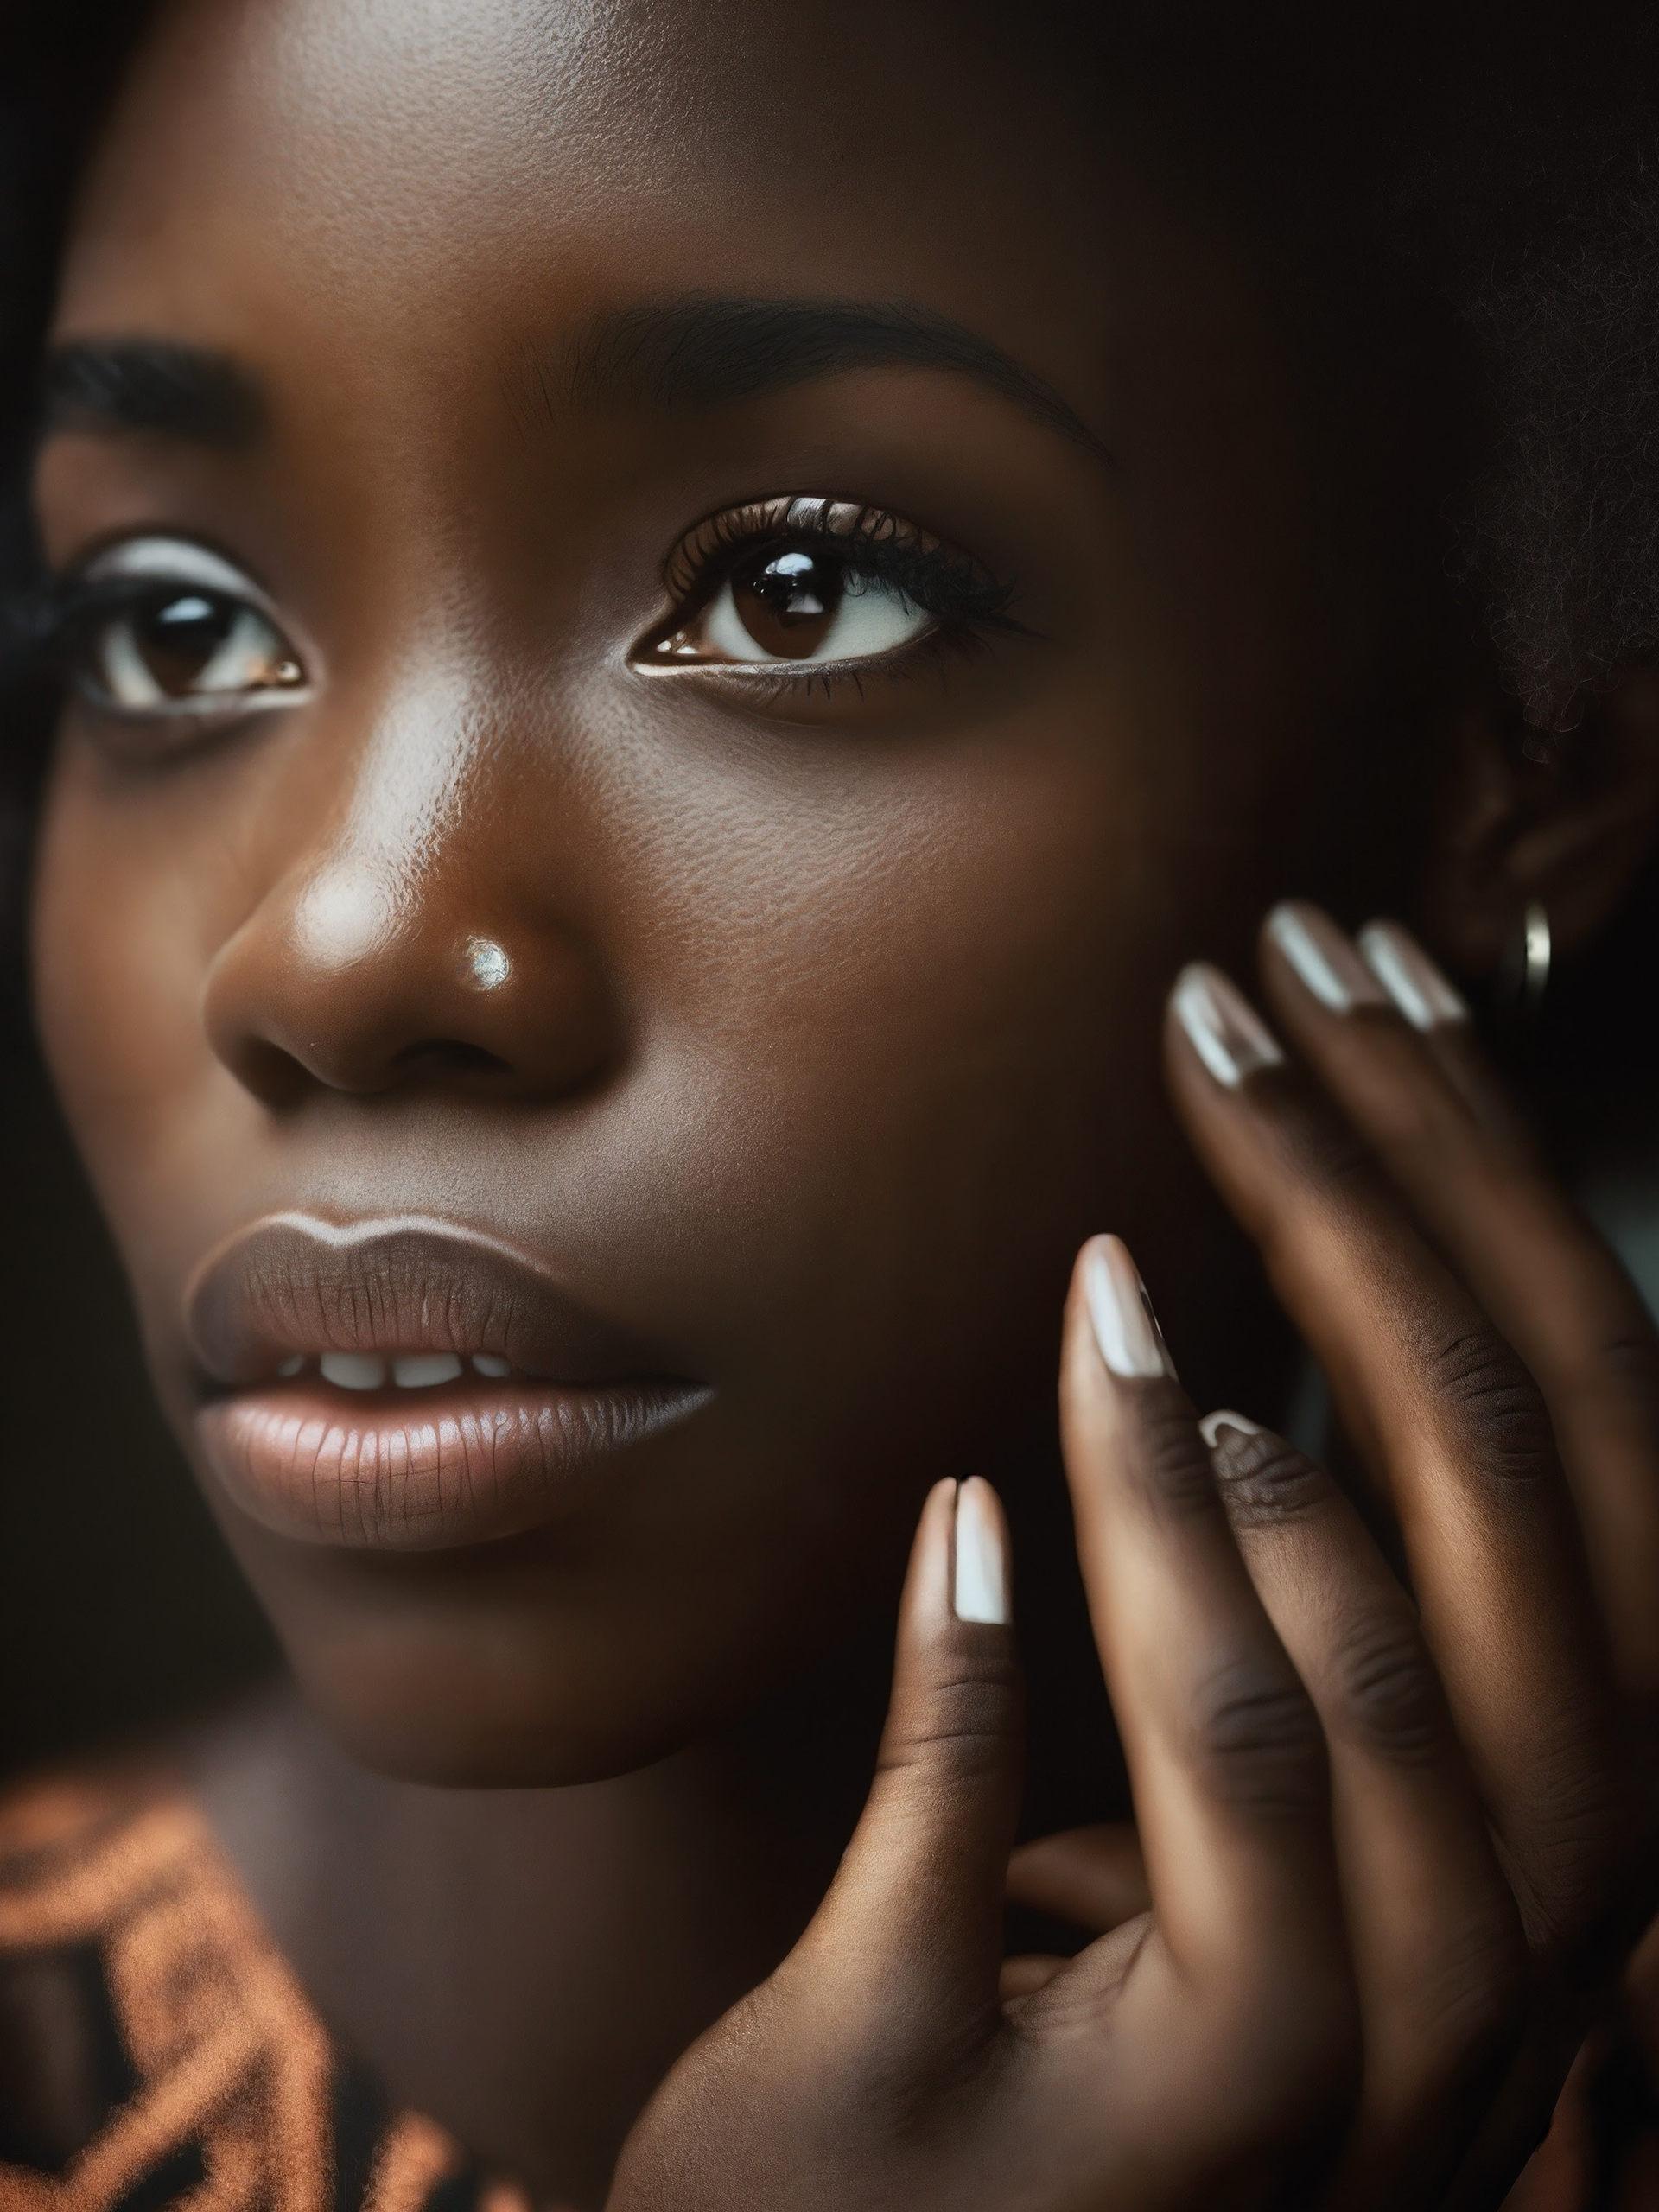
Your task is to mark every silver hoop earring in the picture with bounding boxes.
[1501,899,1551,1015]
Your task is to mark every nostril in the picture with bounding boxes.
[390,1038,512,1079]
[229,1037,317,1109]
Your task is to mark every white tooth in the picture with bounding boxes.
[277,1355,304,1378]
[320,1352,387,1391]
[391,1353,463,1389]
[472,1354,512,1378]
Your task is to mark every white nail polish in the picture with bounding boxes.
[391,1352,463,1389]
[1199,1408,1265,1448]
[1171,965,1285,1089]
[1084,1235,1175,1380]
[953,1477,1009,1624]
[1357,922,1470,1033]
[320,1351,386,1390]
[1267,902,1388,1013]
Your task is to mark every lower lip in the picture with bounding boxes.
[196,1375,709,1552]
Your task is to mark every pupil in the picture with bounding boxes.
[733,547,843,658]
[137,591,237,693]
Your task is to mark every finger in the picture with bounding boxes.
[1165,967,1627,1953]
[1351,919,1535,1154]
[1006,1821,1149,1934]
[999,1953,1072,2001]
[1205,1410,1526,2205]
[778,1477,1023,2053]
[1263,903,1659,1699]
[1059,1236,1351,2018]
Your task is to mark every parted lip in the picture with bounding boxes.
[185,1211,678,1389]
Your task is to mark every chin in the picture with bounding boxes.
[284,1648,709,1789]
[250,1569,788,1789]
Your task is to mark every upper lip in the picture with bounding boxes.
[185,1212,677,1389]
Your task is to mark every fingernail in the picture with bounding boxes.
[1266,901,1389,1014]
[1199,1408,1265,1448]
[953,1477,1010,1625]
[1357,921,1470,1033]
[1083,1234,1176,1380]
[1170,964,1285,1089]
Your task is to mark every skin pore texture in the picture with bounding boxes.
[27,1,1659,2200]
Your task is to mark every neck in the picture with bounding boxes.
[188,1638,890,2207]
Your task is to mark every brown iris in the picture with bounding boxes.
[128,592,245,696]
[727,548,845,658]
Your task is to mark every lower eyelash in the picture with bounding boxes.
[692,623,987,706]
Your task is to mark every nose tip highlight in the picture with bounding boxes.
[205,895,617,1107]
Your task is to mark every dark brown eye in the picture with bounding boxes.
[650,542,931,668]
[80,588,304,714]
[728,548,844,658]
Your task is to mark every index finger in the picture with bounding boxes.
[1059,1236,1349,2011]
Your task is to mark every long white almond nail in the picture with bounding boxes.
[1357,921,1470,1033]
[953,1477,1010,1624]
[1084,1234,1175,1380]
[1199,1408,1265,1448]
[1171,964,1285,1089]
[1267,901,1388,1013]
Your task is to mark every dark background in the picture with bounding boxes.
[0,969,276,1783]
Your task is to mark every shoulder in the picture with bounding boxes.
[0,1763,531,2212]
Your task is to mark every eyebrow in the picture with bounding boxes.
[40,339,266,446]
[556,296,1112,467]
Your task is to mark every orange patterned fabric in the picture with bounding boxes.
[0,1772,538,2212]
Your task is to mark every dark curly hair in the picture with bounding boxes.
[2,2,1657,852]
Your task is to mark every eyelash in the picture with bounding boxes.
[16,570,266,694]
[11,573,112,666]
[5,548,308,759]
[645,495,1020,693]
[12,498,1014,729]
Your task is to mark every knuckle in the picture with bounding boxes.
[1503,1750,1643,1955]
[1416,1322,1555,1484]
[1417,1910,1529,2074]
[1128,1388,1224,1522]
[1211,1429,1329,1530]
[1250,1112,1376,1262]
[1266,1093,1374,1199]
[880,1649,1021,1789]
[1188,1655,1328,1815]
[1323,1603,1445,1765]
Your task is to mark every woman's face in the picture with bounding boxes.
[29,0,1407,1782]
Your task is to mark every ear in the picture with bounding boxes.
[1414,669,1659,976]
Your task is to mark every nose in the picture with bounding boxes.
[204,784,618,1109]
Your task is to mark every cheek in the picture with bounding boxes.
[31,740,236,1285]
[618,715,1194,1412]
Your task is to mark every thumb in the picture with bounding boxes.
[780,1478,1024,2058]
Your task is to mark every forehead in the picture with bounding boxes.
[55,0,1222,410]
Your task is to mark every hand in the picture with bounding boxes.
[608,907,1659,2212]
